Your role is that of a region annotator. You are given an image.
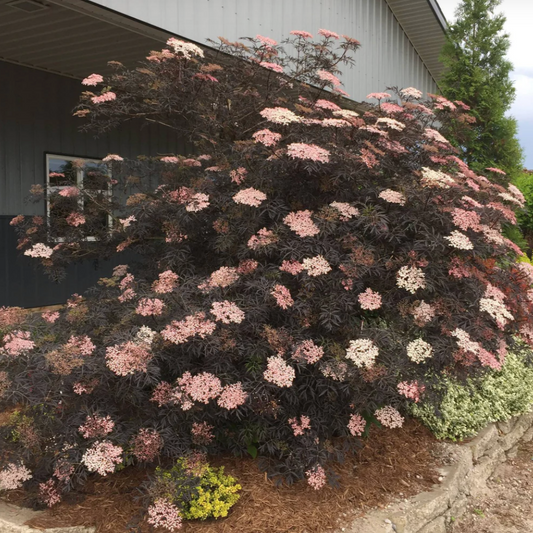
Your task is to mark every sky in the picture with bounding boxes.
[437,0,533,169]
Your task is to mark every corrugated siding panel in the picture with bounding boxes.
[0,60,185,216]
[89,0,438,101]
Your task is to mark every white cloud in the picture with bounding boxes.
[510,73,533,121]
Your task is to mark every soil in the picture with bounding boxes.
[1,419,440,533]
[449,439,533,533]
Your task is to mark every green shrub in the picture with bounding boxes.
[411,345,533,440]
[151,457,241,521]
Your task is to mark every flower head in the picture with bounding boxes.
[264,356,295,387]
[346,338,379,368]
[287,143,330,163]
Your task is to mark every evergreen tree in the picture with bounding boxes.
[439,0,523,179]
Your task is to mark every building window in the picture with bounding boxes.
[46,154,112,241]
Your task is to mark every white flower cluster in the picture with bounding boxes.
[345,338,379,368]
[166,37,204,59]
[444,230,474,250]
[396,266,426,294]
[136,326,157,346]
[420,167,455,189]
[479,298,514,328]
[406,338,433,363]
[376,117,405,131]
[451,328,480,354]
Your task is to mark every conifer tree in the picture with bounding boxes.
[439,0,523,179]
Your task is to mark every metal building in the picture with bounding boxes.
[0,0,447,307]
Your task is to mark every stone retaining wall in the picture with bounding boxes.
[343,411,533,533]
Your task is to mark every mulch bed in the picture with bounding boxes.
[2,419,439,533]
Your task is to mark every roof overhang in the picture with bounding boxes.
[0,0,173,79]
[385,0,448,83]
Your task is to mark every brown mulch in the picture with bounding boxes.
[2,419,439,533]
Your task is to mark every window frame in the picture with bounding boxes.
[45,153,113,242]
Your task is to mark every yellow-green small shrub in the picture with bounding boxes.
[412,346,533,441]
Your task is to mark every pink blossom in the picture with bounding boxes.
[82,441,122,476]
[73,378,99,395]
[359,148,379,168]
[191,421,215,445]
[412,301,435,326]
[271,284,294,309]
[451,208,481,232]
[105,341,152,376]
[160,156,180,163]
[302,255,331,276]
[320,359,349,381]
[292,340,324,364]
[315,99,341,111]
[217,382,248,409]
[330,201,359,220]
[202,266,240,290]
[487,202,517,224]
[39,479,61,508]
[151,382,174,406]
[346,338,379,368]
[397,381,425,402]
[230,167,248,184]
[424,128,449,144]
[9,215,24,226]
[256,34,278,46]
[42,310,60,323]
[161,313,216,344]
[102,153,123,162]
[306,465,327,490]
[287,142,331,163]
[66,335,95,356]
[247,228,278,249]
[2,330,34,357]
[508,184,526,204]
[233,188,267,207]
[24,243,53,258]
[66,212,86,227]
[321,118,351,128]
[113,264,129,277]
[288,415,311,436]
[153,270,179,294]
[136,298,165,316]
[237,259,258,274]
[252,129,282,147]
[131,428,163,462]
[264,355,295,387]
[59,186,80,197]
[147,499,182,531]
[120,215,136,227]
[81,73,103,86]
[317,70,341,86]
[381,102,404,114]
[118,288,136,302]
[260,107,300,125]
[358,288,382,310]
[280,259,304,275]
[290,30,313,39]
[378,189,406,205]
[366,92,391,100]
[78,415,115,439]
[375,406,404,428]
[318,28,340,39]
[283,210,320,237]
[260,61,283,73]
[186,192,210,212]
[485,167,506,175]
[210,301,245,324]
[0,463,32,490]
[347,414,366,436]
[91,92,116,104]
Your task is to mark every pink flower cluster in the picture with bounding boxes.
[330,201,359,220]
[424,128,449,144]
[283,210,320,237]
[186,192,210,212]
[39,479,61,508]
[66,212,86,227]
[161,313,216,344]
[91,92,116,104]
[102,153,123,162]
[280,259,304,275]
[292,340,324,364]
[81,73,103,86]
[230,167,248,184]
[0,306,26,327]
[396,266,426,294]
[66,335,96,356]
[42,311,60,323]
[217,382,248,409]
[147,499,183,531]
[2,330,35,357]
[136,298,165,316]
[319,28,340,39]
[151,381,174,406]
[233,187,267,207]
[153,270,179,294]
[24,243,54,258]
[347,414,366,436]
[131,428,163,462]
[451,208,481,232]
[290,30,313,39]
[375,406,404,428]
[59,186,80,197]
[287,143,330,163]
[256,34,278,46]
[175,372,222,407]
[271,284,294,309]
[237,259,258,274]
[260,107,300,125]
[78,414,115,439]
[247,228,278,250]
[0,463,32,490]
[191,421,215,445]
[378,189,406,206]
[252,129,282,147]
[210,301,245,324]
[358,288,382,310]
[288,415,311,436]
[260,61,283,73]
[366,92,391,100]
[397,381,425,402]
[306,465,327,490]
[346,338,379,368]
[264,355,296,387]
[302,255,331,277]
[81,440,122,476]
[317,69,341,86]
[206,266,240,289]
[411,301,435,326]
[105,341,152,376]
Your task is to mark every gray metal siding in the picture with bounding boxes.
[0,60,184,216]
[88,0,438,101]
